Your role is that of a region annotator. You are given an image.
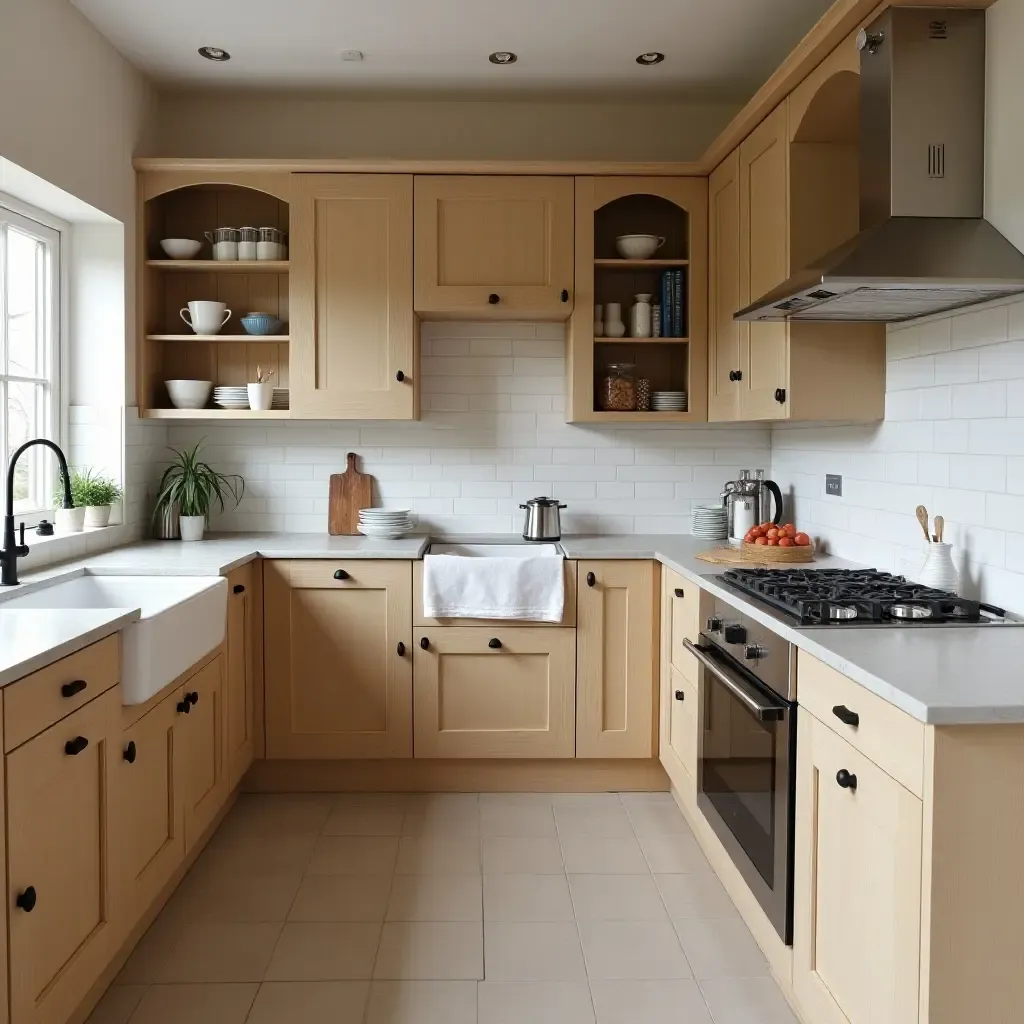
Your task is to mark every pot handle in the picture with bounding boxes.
[558,504,567,509]
[519,504,528,510]
[765,480,784,525]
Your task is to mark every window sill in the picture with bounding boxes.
[18,523,137,574]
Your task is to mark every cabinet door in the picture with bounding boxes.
[113,687,185,927]
[793,712,923,1024]
[264,560,413,759]
[739,103,790,421]
[225,563,255,788]
[182,656,228,851]
[708,149,742,422]
[413,627,576,758]
[577,560,658,758]
[290,173,416,419]
[414,176,574,319]
[7,688,120,1024]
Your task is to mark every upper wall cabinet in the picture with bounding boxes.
[290,174,417,419]
[414,176,574,320]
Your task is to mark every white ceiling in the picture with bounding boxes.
[71,0,835,98]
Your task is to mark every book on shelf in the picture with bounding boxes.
[673,269,685,338]
[661,271,672,338]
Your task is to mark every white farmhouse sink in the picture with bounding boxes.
[429,543,561,558]
[2,575,227,705]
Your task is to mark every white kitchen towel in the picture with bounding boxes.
[422,552,565,622]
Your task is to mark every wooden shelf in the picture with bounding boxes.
[595,336,690,344]
[577,410,696,422]
[146,260,289,273]
[146,334,289,343]
[594,259,690,268]
[142,408,291,420]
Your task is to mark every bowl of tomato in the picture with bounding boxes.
[741,523,814,562]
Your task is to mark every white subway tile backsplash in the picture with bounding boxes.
[952,381,1008,419]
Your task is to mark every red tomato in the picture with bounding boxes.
[760,521,774,531]
[767,538,779,546]
[751,526,765,538]
[794,532,811,546]
[754,536,768,546]
[783,522,796,533]
[779,537,794,547]
[766,528,780,540]
[782,524,796,538]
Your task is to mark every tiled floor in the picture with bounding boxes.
[89,792,799,1024]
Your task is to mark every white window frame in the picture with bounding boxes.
[0,192,66,528]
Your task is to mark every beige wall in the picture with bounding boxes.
[155,92,737,162]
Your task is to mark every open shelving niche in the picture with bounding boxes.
[139,173,292,419]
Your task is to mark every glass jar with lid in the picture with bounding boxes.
[599,362,637,411]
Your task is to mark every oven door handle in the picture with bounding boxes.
[683,639,786,722]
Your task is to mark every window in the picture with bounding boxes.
[0,198,61,524]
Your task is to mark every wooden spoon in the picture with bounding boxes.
[935,515,944,543]
[915,505,931,543]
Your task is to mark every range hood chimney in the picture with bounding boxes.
[737,7,1024,324]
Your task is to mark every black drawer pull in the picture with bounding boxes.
[674,588,684,598]
[233,584,245,594]
[420,637,430,650]
[560,288,569,302]
[836,769,857,791]
[396,370,406,382]
[177,699,191,715]
[488,638,502,649]
[123,741,137,764]
[61,679,87,699]
[397,641,406,657]
[674,689,685,701]
[16,887,36,913]
[333,569,350,581]
[488,293,500,305]
[729,369,743,382]
[832,705,860,728]
[586,572,596,587]
[187,691,199,706]
[64,736,89,756]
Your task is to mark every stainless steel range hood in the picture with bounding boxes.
[737,7,1024,324]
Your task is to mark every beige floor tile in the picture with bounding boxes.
[637,832,712,873]
[624,802,693,837]
[481,836,564,874]
[402,794,481,837]
[386,873,482,921]
[191,835,316,879]
[655,872,739,919]
[617,792,676,810]
[699,977,800,1024]
[483,874,574,922]
[151,922,283,983]
[396,836,481,874]
[324,799,406,837]
[578,920,692,980]
[246,981,370,1024]
[216,794,333,839]
[366,981,478,1024]
[264,922,382,981]
[85,984,147,1024]
[559,835,648,874]
[480,803,557,837]
[673,919,770,980]
[169,869,303,922]
[550,793,623,808]
[307,835,399,875]
[590,979,713,1024]
[116,910,193,985]
[478,981,595,1024]
[374,922,483,979]
[484,922,587,981]
[568,874,668,921]
[554,805,634,838]
[289,874,392,922]
[127,983,257,1024]
[479,792,556,808]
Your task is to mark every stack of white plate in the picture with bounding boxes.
[691,504,728,541]
[358,508,414,538]
[652,391,688,412]
[272,388,289,410]
[212,386,249,410]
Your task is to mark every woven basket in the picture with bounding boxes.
[740,540,814,563]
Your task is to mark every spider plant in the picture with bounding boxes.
[152,441,244,522]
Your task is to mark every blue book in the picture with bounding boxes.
[674,270,685,338]
[661,271,672,337]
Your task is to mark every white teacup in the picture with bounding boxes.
[180,300,231,335]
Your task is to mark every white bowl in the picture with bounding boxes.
[160,238,202,260]
[615,234,664,260]
[165,379,213,409]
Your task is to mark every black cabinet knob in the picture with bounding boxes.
[729,369,743,382]
[706,616,723,632]
[488,638,502,649]
[832,705,860,728]
[187,691,199,706]
[560,288,569,302]
[61,679,87,699]
[420,637,430,650]
[233,584,245,594]
[333,569,350,580]
[64,736,89,756]
[16,887,36,913]
[177,700,191,715]
[123,741,137,764]
[836,769,858,791]
[723,623,747,644]
[775,388,787,404]
[586,571,596,587]
[674,588,684,598]
[488,293,500,304]
[396,370,405,382]
[674,690,685,701]
[397,642,406,657]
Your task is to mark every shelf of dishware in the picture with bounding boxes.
[142,408,292,420]
[146,334,290,343]
[145,260,290,273]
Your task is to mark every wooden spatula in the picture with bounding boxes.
[915,505,931,544]
[328,453,373,536]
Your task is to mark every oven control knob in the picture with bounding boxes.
[723,624,747,644]
[706,616,723,633]
[744,643,767,661]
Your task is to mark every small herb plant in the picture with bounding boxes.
[55,469,123,509]
[153,441,244,521]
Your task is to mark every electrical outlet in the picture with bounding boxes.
[825,474,843,497]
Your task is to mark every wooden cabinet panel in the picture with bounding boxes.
[793,711,923,1024]
[290,174,416,419]
[576,560,658,758]
[264,560,413,759]
[414,176,574,319]
[663,666,698,789]
[413,627,576,758]
[7,687,120,1024]
[182,656,227,850]
[665,570,701,685]
[708,149,742,422]
[225,563,256,788]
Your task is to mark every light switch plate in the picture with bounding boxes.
[825,474,843,497]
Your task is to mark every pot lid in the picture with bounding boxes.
[524,496,561,506]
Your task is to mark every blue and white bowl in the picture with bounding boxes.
[239,312,283,336]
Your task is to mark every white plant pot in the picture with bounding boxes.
[56,506,86,534]
[247,382,274,411]
[179,515,206,542]
[84,505,111,529]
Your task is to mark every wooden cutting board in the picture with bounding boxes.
[328,453,374,535]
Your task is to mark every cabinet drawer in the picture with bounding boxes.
[664,665,698,785]
[797,650,925,797]
[665,569,701,683]
[5,634,120,752]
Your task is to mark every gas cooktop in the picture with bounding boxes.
[717,567,1011,627]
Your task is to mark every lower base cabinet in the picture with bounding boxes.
[181,656,228,851]
[225,563,257,788]
[413,627,576,758]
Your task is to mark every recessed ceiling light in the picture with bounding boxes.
[340,50,364,62]
[636,52,665,65]
[488,51,518,65]
[198,46,231,61]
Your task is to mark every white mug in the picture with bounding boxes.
[180,300,232,335]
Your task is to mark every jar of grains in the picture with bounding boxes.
[600,362,637,411]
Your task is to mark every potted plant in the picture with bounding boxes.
[152,441,244,542]
[54,469,122,531]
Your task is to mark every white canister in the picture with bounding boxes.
[205,228,240,261]
[238,227,258,261]
[604,302,626,339]
[918,542,961,594]
[247,382,274,411]
[630,293,653,338]
[594,305,604,337]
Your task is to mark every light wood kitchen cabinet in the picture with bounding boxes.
[414,175,574,319]
[659,569,701,797]
[708,149,742,422]
[264,560,413,759]
[7,687,121,1024]
[413,627,576,758]
[290,173,417,419]
[576,560,658,758]
[181,656,228,851]
[225,563,256,788]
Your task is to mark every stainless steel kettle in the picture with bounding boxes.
[520,496,566,541]
[721,469,783,544]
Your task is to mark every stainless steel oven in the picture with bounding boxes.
[688,591,797,944]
